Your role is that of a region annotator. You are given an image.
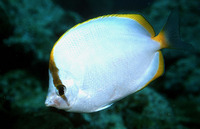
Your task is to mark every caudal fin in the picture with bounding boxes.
[153,11,193,50]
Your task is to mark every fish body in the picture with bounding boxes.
[45,12,190,113]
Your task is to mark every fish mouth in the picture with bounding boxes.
[45,95,71,110]
[45,98,55,107]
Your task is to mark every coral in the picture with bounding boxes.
[0,70,46,112]
[54,0,115,18]
[173,95,200,128]
[116,87,178,129]
[0,0,82,61]
[164,55,200,94]
[82,110,126,129]
[12,111,74,129]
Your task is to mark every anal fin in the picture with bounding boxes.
[94,103,113,112]
[151,51,164,81]
[136,51,164,92]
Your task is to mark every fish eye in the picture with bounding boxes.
[57,85,66,96]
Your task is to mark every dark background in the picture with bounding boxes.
[0,0,199,128]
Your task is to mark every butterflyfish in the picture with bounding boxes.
[45,12,192,113]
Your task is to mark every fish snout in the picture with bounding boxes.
[45,97,58,107]
[45,95,71,110]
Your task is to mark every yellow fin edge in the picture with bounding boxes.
[57,14,156,42]
[152,30,169,49]
[116,14,155,37]
[137,51,164,92]
[151,51,164,81]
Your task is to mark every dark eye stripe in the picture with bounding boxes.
[49,46,63,87]
[57,85,66,96]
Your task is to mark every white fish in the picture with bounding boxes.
[45,12,191,113]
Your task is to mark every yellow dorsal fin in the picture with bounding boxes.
[115,14,155,37]
[70,14,156,37]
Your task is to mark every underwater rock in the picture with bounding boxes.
[82,111,126,129]
[173,95,200,128]
[0,70,45,112]
[54,0,115,18]
[13,111,73,129]
[163,55,200,96]
[0,0,82,62]
[0,4,13,42]
[118,87,177,129]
